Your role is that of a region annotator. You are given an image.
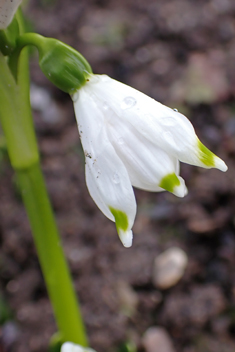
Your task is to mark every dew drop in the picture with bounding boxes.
[117,137,124,145]
[163,131,178,149]
[112,173,120,184]
[103,102,109,111]
[173,108,178,112]
[72,91,79,102]
[121,96,137,110]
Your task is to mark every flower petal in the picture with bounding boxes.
[89,74,227,172]
[61,342,96,352]
[93,96,187,197]
[61,342,83,352]
[108,118,187,197]
[73,86,136,247]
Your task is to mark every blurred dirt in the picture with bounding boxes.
[1,0,235,351]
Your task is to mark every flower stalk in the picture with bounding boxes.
[0,16,19,55]
[17,163,88,346]
[0,9,88,347]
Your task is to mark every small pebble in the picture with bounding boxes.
[142,326,176,352]
[117,281,138,317]
[153,247,188,289]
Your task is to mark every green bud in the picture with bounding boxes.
[16,33,92,94]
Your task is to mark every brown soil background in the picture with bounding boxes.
[1,0,235,351]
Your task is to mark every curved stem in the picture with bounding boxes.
[9,32,45,79]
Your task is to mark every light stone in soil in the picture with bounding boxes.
[153,247,188,290]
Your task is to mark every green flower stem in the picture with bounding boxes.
[0,55,88,346]
[17,163,88,346]
[0,52,39,169]
[0,9,88,347]
[0,16,19,55]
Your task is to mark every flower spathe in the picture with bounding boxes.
[0,0,22,29]
[73,74,227,247]
[61,342,96,352]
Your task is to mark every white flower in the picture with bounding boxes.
[61,342,96,352]
[73,74,227,247]
[0,0,22,29]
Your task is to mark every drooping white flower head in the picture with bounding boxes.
[0,0,22,29]
[61,342,96,352]
[73,74,227,247]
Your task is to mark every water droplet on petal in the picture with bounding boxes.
[72,91,79,102]
[173,108,178,112]
[163,131,179,150]
[117,137,124,145]
[103,102,109,110]
[121,96,136,110]
[112,173,120,184]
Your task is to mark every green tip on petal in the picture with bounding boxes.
[109,207,128,232]
[109,207,132,247]
[198,140,216,168]
[197,139,228,171]
[159,173,181,194]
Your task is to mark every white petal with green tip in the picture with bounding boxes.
[103,103,187,197]
[89,74,227,172]
[72,73,227,247]
[73,87,136,247]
